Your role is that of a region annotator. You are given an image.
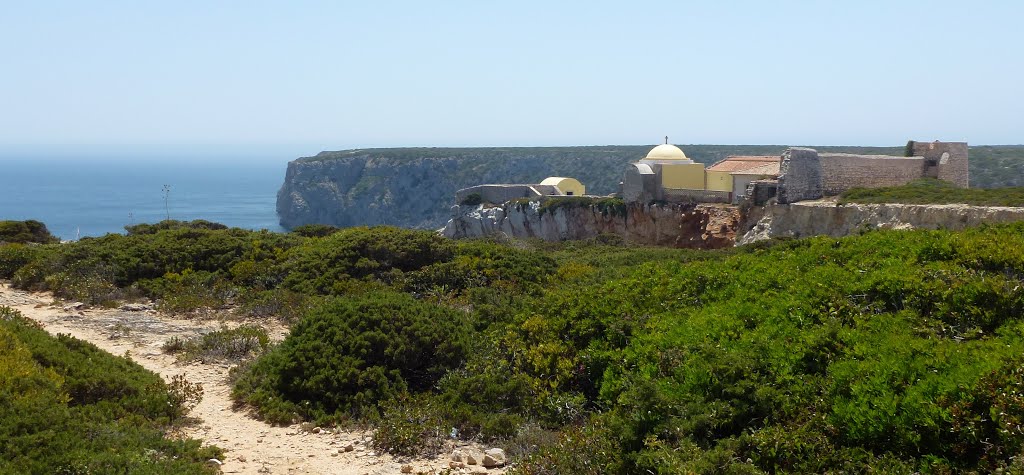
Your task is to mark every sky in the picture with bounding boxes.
[1,0,1022,156]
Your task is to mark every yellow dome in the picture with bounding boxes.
[645,143,688,161]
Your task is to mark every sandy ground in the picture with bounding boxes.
[0,282,504,475]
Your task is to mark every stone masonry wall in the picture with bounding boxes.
[913,141,969,187]
[454,184,561,205]
[818,154,925,195]
[777,147,824,204]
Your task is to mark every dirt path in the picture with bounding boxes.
[0,283,502,475]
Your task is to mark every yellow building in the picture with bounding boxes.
[540,177,586,196]
[623,139,779,204]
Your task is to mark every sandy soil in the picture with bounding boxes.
[0,282,504,475]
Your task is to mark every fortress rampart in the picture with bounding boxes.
[819,154,926,195]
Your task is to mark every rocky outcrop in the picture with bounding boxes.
[443,200,741,249]
[739,199,1024,244]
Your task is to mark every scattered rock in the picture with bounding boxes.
[206,458,222,466]
[401,464,414,473]
[237,455,247,462]
[449,461,465,469]
[312,426,322,434]
[450,450,465,462]
[63,302,85,311]
[120,303,150,311]
[482,448,506,467]
[344,444,355,452]
[465,453,478,465]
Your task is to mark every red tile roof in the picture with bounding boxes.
[706,155,781,174]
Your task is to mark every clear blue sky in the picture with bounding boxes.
[2,0,1021,155]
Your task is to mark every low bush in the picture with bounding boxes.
[460,192,483,206]
[169,325,271,363]
[0,306,219,473]
[290,223,341,238]
[279,226,455,294]
[124,219,227,235]
[232,292,471,424]
[0,219,59,244]
[839,178,1024,206]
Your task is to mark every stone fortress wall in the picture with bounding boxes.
[777,148,825,204]
[913,141,969,187]
[818,154,925,195]
[773,141,969,204]
[454,184,560,205]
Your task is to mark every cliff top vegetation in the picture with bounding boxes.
[840,178,1024,207]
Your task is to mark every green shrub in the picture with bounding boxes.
[232,292,471,423]
[124,219,227,235]
[0,219,59,244]
[509,417,623,475]
[172,325,271,363]
[0,306,220,474]
[460,192,483,206]
[371,394,448,457]
[839,178,1024,206]
[0,243,47,278]
[279,226,454,294]
[290,223,341,238]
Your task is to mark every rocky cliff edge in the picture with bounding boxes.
[442,199,741,249]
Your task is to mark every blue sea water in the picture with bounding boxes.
[0,157,289,240]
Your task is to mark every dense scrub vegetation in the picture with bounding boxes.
[0,219,58,244]
[840,178,1024,206]
[6,218,1024,472]
[0,306,219,473]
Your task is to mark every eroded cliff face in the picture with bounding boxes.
[443,201,741,249]
[739,199,1024,244]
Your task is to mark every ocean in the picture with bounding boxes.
[0,157,290,241]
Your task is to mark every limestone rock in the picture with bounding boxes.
[443,200,740,249]
[465,453,478,465]
[482,447,506,467]
[401,464,413,473]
